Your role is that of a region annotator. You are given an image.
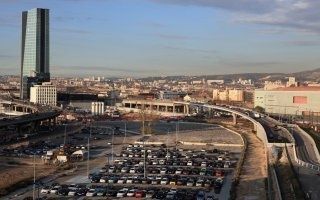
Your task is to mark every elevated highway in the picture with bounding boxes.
[0,111,61,129]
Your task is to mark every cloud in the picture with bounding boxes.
[54,16,76,22]
[53,28,92,34]
[150,0,278,13]
[284,40,320,46]
[52,66,156,73]
[151,0,320,34]
[145,22,167,28]
[219,60,282,68]
[155,33,191,40]
[163,45,217,53]
[234,0,320,34]
[0,54,17,58]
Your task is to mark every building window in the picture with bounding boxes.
[293,96,307,104]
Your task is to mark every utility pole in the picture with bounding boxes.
[175,121,179,151]
[33,153,36,200]
[63,123,67,145]
[143,141,146,178]
[123,122,127,144]
[166,129,169,159]
[111,128,115,163]
[87,125,92,178]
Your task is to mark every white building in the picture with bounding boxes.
[212,89,244,102]
[264,80,285,90]
[286,77,298,87]
[254,87,320,115]
[91,102,105,115]
[30,82,57,106]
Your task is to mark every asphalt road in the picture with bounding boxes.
[0,111,60,128]
[257,118,290,143]
[290,127,320,165]
[286,146,320,200]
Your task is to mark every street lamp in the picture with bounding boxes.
[86,124,92,178]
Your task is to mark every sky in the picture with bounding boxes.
[0,0,320,77]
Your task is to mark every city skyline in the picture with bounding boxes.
[0,0,320,77]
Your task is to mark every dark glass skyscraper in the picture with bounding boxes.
[20,8,50,99]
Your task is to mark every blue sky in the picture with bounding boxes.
[0,0,320,77]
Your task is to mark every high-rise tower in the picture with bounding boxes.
[20,8,50,99]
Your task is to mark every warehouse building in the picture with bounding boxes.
[254,87,320,116]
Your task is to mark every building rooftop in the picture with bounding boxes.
[271,86,320,91]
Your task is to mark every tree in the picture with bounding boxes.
[254,106,265,113]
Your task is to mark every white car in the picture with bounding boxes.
[127,189,136,197]
[187,161,193,166]
[127,178,133,184]
[118,178,125,184]
[160,168,167,174]
[175,169,182,175]
[121,167,129,173]
[129,168,136,173]
[108,166,115,173]
[224,161,231,168]
[50,186,61,194]
[100,177,107,183]
[159,159,165,165]
[40,186,51,194]
[117,188,128,198]
[200,162,207,167]
[160,178,169,185]
[86,189,96,197]
[68,189,77,196]
[196,180,204,187]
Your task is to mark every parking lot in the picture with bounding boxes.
[5,121,242,199]
[40,142,237,199]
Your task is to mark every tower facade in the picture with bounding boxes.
[20,8,50,99]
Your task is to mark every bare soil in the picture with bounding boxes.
[0,157,56,196]
[226,125,268,200]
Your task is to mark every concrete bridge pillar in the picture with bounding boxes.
[186,105,189,115]
[232,113,237,125]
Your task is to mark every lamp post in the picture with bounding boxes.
[87,124,92,178]
[33,153,36,200]
[63,123,67,146]
[111,127,115,163]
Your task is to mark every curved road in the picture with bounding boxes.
[290,127,320,165]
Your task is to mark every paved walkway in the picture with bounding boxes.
[235,128,268,200]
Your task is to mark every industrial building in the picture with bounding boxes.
[30,82,56,106]
[91,102,105,115]
[254,87,320,115]
[158,91,187,100]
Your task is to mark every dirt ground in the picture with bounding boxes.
[0,157,56,196]
[225,124,268,200]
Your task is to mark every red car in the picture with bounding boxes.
[135,190,145,198]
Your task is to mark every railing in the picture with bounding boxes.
[285,124,320,172]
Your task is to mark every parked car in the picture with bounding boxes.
[40,186,51,194]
